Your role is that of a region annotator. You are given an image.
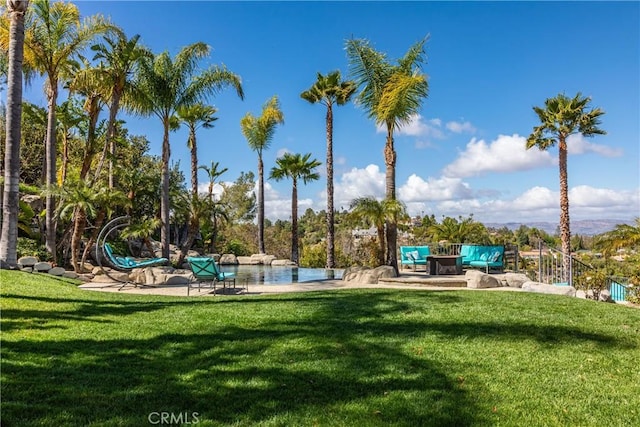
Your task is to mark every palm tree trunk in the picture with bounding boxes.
[377,226,385,266]
[45,81,58,259]
[325,104,335,268]
[70,207,86,272]
[558,137,571,281]
[257,154,265,254]
[107,89,122,189]
[177,216,199,266]
[190,130,198,197]
[291,179,298,264]
[60,133,69,183]
[384,124,398,273]
[0,1,27,267]
[81,208,105,268]
[161,119,171,260]
[80,97,101,181]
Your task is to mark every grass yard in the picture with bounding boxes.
[1,270,639,426]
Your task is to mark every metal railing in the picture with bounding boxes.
[530,241,594,287]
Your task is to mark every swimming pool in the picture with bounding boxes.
[220,265,343,285]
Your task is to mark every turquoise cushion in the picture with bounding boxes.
[489,251,501,262]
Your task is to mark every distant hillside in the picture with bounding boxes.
[485,219,634,236]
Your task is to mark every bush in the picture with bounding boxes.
[224,239,250,256]
[574,269,609,301]
[16,237,50,261]
[299,244,325,268]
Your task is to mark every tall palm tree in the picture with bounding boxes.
[240,96,284,254]
[0,0,28,268]
[128,42,243,259]
[269,152,321,264]
[526,92,606,278]
[346,37,429,273]
[21,0,110,257]
[176,103,218,197]
[90,31,151,188]
[349,196,408,267]
[301,70,356,269]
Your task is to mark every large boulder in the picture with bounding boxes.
[465,270,501,289]
[18,256,38,267]
[237,256,260,265]
[33,262,53,272]
[342,266,397,284]
[48,266,66,276]
[503,273,531,288]
[219,254,238,265]
[521,281,576,297]
[271,259,297,266]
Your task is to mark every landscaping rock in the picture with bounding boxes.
[48,267,66,276]
[21,267,33,273]
[342,266,397,284]
[465,270,501,288]
[18,256,38,267]
[237,256,260,265]
[521,281,577,297]
[504,273,531,288]
[219,254,238,265]
[33,262,53,272]
[63,271,80,280]
[271,259,297,266]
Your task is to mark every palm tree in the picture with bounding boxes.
[176,103,218,197]
[128,42,243,259]
[90,31,151,188]
[349,196,408,267]
[240,96,284,254]
[346,37,429,273]
[269,152,321,264]
[0,0,28,268]
[21,0,110,257]
[199,160,228,203]
[199,160,228,252]
[526,92,606,277]
[301,70,356,269]
[47,180,98,272]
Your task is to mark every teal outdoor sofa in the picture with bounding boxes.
[400,246,431,270]
[460,245,505,273]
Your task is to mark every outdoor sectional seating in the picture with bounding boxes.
[400,246,431,270]
[460,244,505,273]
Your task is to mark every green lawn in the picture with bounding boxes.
[1,270,639,426]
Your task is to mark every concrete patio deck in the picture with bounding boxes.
[78,270,522,297]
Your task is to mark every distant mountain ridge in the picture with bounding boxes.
[485,219,634,236]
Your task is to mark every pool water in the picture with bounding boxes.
[221,265,343,285]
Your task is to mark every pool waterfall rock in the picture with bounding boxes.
[341,266,397,284]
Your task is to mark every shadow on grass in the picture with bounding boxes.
[2,285,638,425]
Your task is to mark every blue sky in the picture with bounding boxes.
[25,1,640,224]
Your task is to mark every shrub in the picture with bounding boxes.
[574,269,609,301]
[16,237,50,261]
[224,239,250,256]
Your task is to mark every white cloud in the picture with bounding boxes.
[276,148,292,158]
[446,120,476,134]
[443,134,555,178]
[333,164,386,209]
[376,114,445,139]
[421,185,639,223]
[566,134,623,157]
[398,174,473,202]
